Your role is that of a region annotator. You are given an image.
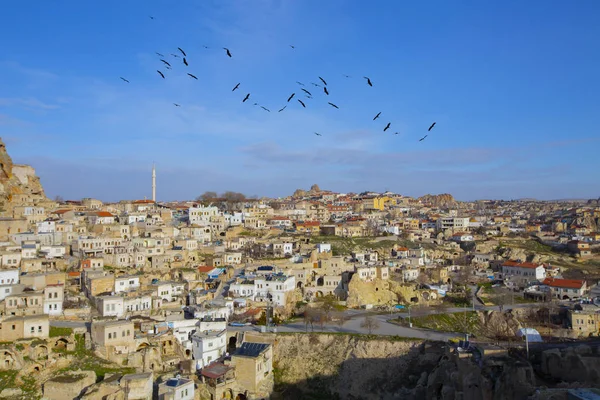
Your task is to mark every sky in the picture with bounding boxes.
[1,0,599,202]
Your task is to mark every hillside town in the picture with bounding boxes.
[1,142,600,399]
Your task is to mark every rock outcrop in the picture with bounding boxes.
[272,335,539,400]
[292,184,322,198]
[0,137,49,215]
[419,193,457,208]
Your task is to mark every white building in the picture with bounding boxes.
[124,294,152,315]
[402,268,420,282]
[316,243,332,253]
[39,245,67,258]
[36,221,56,233]
[158,377,194,400]
[436,217,471,231]
[501,260,546,283]
[97,296,125,318]
[191,329,227,370]
[114,276,141,293]
[229,279,256,298]
[43,284,64,316]
[0,270,19,286]
[255,274,296,307]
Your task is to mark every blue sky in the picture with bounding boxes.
[1,0,599,201]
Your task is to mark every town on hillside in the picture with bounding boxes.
[1,151,600,399]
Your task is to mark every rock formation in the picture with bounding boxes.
[0,137,49,215]
[292,184,322,198]
[419,193,457,208]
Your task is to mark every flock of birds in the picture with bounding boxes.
[119,18,437,141]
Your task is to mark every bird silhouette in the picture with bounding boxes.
[242,93,250,102]
[170,53,180,58]
[287,93,295,102]
[157,70,165,79]
[232,83,240,92]
[149,16,154,20]
[310,82,322,87]
[183,57,188,66]
[278,106,287,112]
[323,87,329,95]
[384,123,391,132]
[289,45,295,49]
[296,81,305,86]
[298,99,306,108]
[187,73,198,80]
[419,135,428,142]
[260,106,271,112]
[160,59,171,67]
[314,132,322,136]
[373,112,381,121]
[305,95,313,99]
[363,76,373,86]
[301,88,312,96]
[178,47,186,57]
[173,103,181,107]
[120,77,130,83]
[155,52,164,57]
[319,76,327,86]
[328,102,339,109]
[428,122,436,131]
[223,48,232,57]
[342,74,351,78]
[394,132,400,135]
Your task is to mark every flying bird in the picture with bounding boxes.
[260,106,271,112]
[178,47,186,57]
[232,83,240,92]
[242,93,250,102]
[419,135,428,142]
[394,132,400,135]
[157,70,165,79]
[120,77,130,83]
[173,103,181,107]
[187,73,198,80]
[155,52,164,57]
[297,99,306,108]
[170,53,180,58]
[373,112,381,121]
[319,76,327,86]
[287,93,295,102]
[342,74,351,78]
[223,48,232,57]
[160,59,171,67]
[278,106,287,112]
[149,16,154,20]
[328,102,339,109]
[296,81,305,86]
[428,122,436,131]
[323,87,329,95]
[301,88,312,96]
[383,123,391,132]
[314,132,322,136]
[310,82,322,87]
[289,45,295,49]
[183,57,188,66]
[363,76,373,86]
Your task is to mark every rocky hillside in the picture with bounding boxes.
[271,334,547,400]
[418,193,457,208]
[293,184,322,198]
[0,137,48,214]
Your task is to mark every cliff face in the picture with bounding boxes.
[271,334,540,400]
[0,137,48,214]
[419,193,456,208]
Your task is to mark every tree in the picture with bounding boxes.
[196,191,218,203]
[332,311,349,327]
[360,315,380,334]
[316,294,338,321]
[221,191,246,202]
[54,195,64,203]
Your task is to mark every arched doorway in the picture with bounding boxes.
[228,336,237,352]
[236,393,248,400]
[297,281,303,289]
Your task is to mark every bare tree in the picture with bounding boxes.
[221,191,246,202]
[360,315,381,334]
[332,311,349,327]
[196,191,218,203]
[54,195,64,203]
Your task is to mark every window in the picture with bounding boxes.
[108,333,112,339]
[38,326,42,332]
[12,325,16,330]
[31,327,35,333]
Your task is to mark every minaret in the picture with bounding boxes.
[152,163,156,202]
